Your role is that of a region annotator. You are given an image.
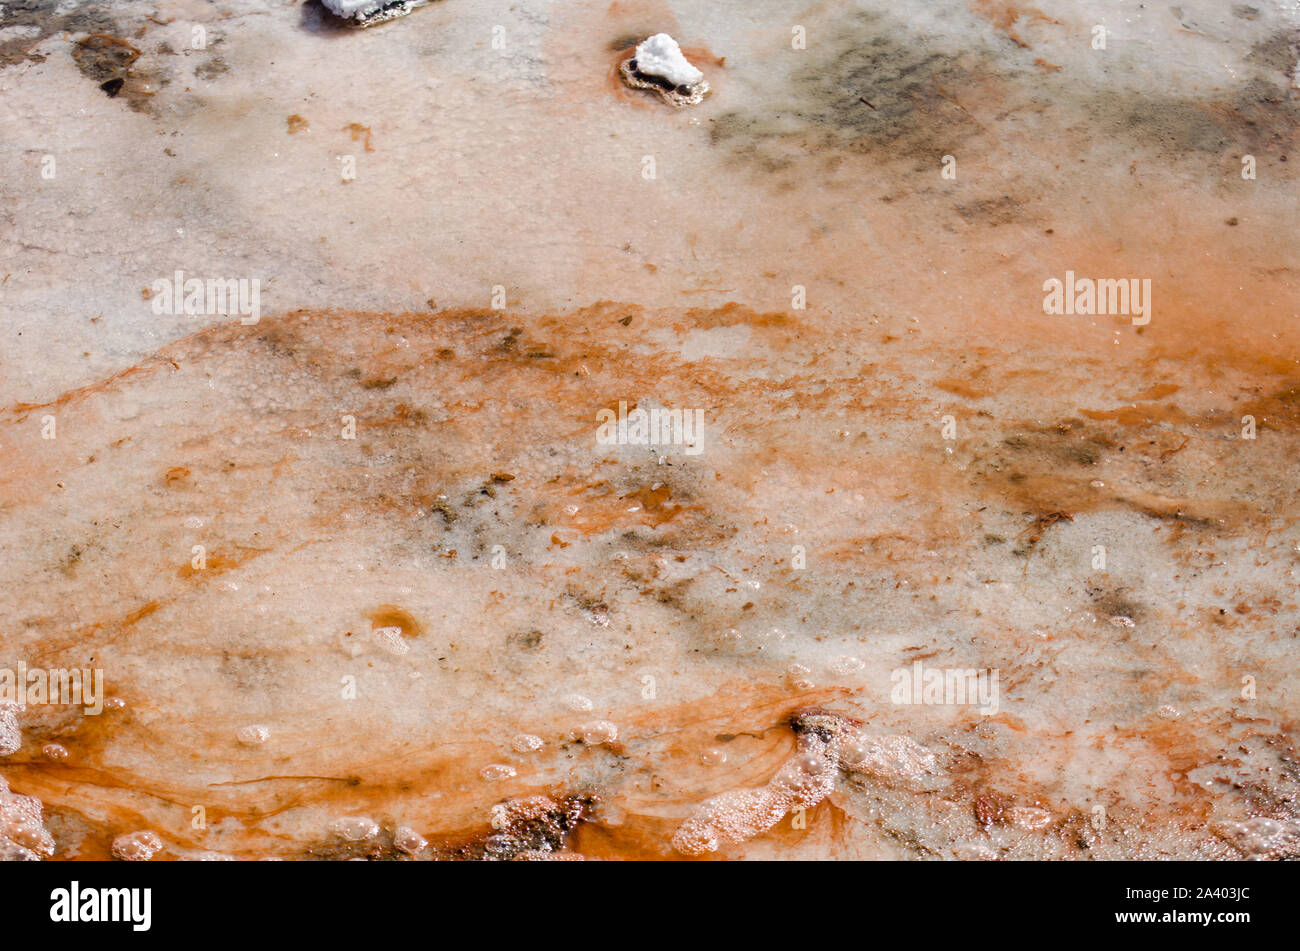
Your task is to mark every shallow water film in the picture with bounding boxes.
[1,0,1298,870]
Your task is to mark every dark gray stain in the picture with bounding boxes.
[0,0,116,69]
[708,9,1299,194]
[710,11,988,168]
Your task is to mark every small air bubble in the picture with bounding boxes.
[795,752,825,775]
[700,748,727,766]
[42,743,68,761]
[579,721,618,745]
[840,741,868,766]
[480,764,517,781]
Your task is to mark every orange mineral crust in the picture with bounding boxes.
[0,0,1297,862]
[2,295,1298,860]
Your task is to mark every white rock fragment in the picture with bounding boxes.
[321,0,381,14]
[321,0,429,27]
[633,33,703,87]
[621,33,710,107]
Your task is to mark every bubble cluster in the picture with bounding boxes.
[839,734,937,782]
[394,825,428,855]
[236,725,270,746]
[112,830,163,861]
[1007,806,1053,831]
[672,710,943,855]
[672,709,849,856]
[476,794,592,860]
[0,706,20,756]
[0,775,55,860]
[511,733,544,753]
[371,625,409,656]
[829,655,865,675]
[327,816,379,841]
[785,664,815,690]
[1220,816,1300,859]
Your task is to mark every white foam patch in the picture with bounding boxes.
[0,776,56,861]
[112,830,164,861]
[672,728,841,855]
[0,707,20,756]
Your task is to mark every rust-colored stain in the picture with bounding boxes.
[3,0,1299,867]
[970,0,1059,49]
[343,122,375,152]
[2,299,1296,860]
[364,605,423,639]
